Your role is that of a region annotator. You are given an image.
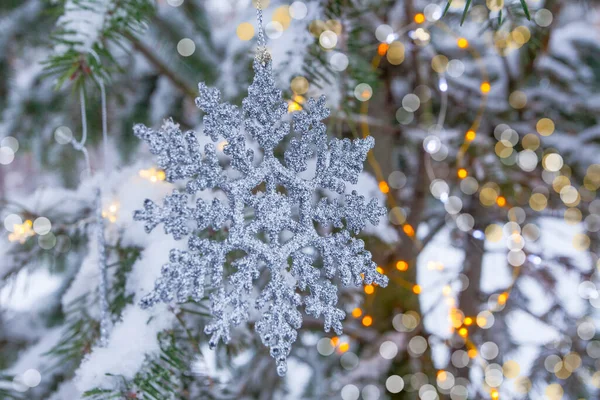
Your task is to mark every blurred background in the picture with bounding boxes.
[1,0,600,399]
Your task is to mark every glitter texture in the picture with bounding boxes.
[133,51,387,377]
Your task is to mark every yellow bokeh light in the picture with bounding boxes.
[379,180,390,194]
[536,118,555,136]
[465,130,476,141]
[386,41,405,65]
[272,6,291,30]
[480,82,491,93]
[403,224,415,237]
[362,315,373,327]
[396,260,409,271]
[480,187,499,207]
[364,284,375,294]
[529,193,548,211]
[486,0,504,12]
[352,307,362,318]
[457,37,469,48]
[236,22,255,41]
[503,360,521,378]
[458,168,468,179]
[522,133,539,150]
[338,342,350,353]
[412,284,422,294]
[414,13,425,24]
[485,224,503,242]
[509,90,527,109]
[496,196,507,207]
[431,54,449,73]
[290,76,309,94]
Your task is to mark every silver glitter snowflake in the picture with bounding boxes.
[133,56,388,376]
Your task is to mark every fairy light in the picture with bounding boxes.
[457,37,469,48]
[8,220,35,243]
[396,260,409,271]
[480,81,491,93]
[414,13,425,24]
[465,130,476,141]
[379,180,390,193]
[352,307,363,318]
[403,224,415,236]
[458,327,468,337]
[287,94,305,112]
[362,315,373,327]
[412,284,422,294]
[364,284,375,294]
[496,196,507,207]
[102,201,120,223]
[377,42,389,55]
[139,167,166,182]
[457,168,468,179]
[338,342,350,353]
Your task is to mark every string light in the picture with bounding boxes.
[379,180,390,193]
[102,201,120,223]
[8,220,34,243]
[396,260,409,271]
[457,37,469,48]
[139,167,166,182]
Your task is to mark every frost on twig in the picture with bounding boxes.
[133,57,388,376]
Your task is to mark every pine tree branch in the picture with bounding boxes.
[124,31,197,100]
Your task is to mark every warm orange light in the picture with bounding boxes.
[362,315,373,327]
[491,389,499,399]
[414,13,425,24]
[330,336,340,347]
[465,130,476,141]
[364,284,375,295]
[468,348,478,358]
[464,317,473,326]
[458,327,468,337]
[437,370,447,380]
[377,42,389,56]
[412,284,422,294]
[376,266,384,274]
[457,168,468,179]
[352,307,363,318]
[496,196,507,207]
[338,342,350,353]
[403,224,415,237]
[480,82,491,93]
[379,180,390,194]
[457,37,469,48]
[498,292,509,305]
[396,260,409,271]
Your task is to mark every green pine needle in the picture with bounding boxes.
[442,0,452,17]
[460,0,472,26]
[520,0,531,20]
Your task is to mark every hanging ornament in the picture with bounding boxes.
[133,2,387,376]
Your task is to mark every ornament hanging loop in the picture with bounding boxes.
[254,0,271,64]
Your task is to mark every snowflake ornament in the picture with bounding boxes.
[133,31,387,377]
